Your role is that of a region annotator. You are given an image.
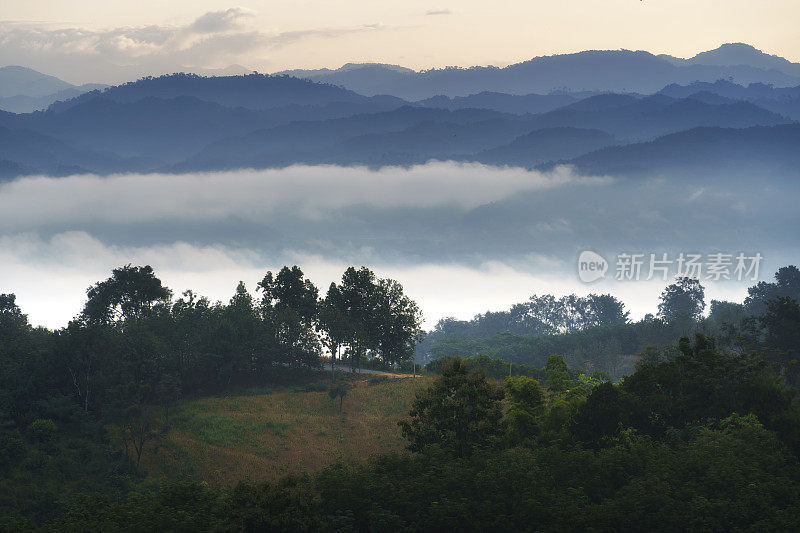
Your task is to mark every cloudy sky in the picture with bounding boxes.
[1,1,799,83]
[2,163,797,329]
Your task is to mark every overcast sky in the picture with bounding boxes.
[1,1,799,84]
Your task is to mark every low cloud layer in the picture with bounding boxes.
[0,161,797,329]
[0,163,609,229]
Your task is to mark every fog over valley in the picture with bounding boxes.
[2,162,795,328]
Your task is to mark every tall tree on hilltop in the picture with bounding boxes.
[658,276,705,324]
[371,278,423,368]
[337,266,379,372]
[319,283,350,375]
[82,264,172,325]
[258,266,321,368]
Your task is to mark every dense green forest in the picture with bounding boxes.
[2,265,800,530]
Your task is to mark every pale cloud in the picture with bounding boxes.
[0,10,385,83]
[188,7,253,34]
[0,163,610,230]
[425,9,453,16]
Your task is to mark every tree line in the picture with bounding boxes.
[419,267,800,381]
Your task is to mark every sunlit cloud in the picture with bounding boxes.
[188,7,254,34]
[0,10,386,83]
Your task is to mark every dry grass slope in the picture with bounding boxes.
[142,375,429,486]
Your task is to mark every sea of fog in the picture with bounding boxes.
[1,161,798,329]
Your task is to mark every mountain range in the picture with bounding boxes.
[0,43,798,181]
[278,44,800,99]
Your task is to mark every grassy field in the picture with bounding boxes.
[141,374,429,486]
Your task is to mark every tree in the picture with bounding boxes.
[258,266,321,368]
[761,296,800,355]
[56,321,116,415]
[337,267,378,372]
[220,281,263,378]
[371,278,423,368]
[504,376,543,445]
[319,283,349,375]
[586,294,630,327]
[399,356,504,458]
[745,265,800,316]
[0,294,38,426]
[571,382,632,446]
[327,384,349,414]
[658,276,705,323]
[760,296,800,386]
[106,321,167,472]
[82,265,172,325]
[545,354,569,394]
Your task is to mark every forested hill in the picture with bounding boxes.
[559,122,800,178]
[47,72,405,112]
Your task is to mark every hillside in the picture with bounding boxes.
[142,375,425,485]
[523,94,789,141]
[469,127,616,167]
[0,126,124,176]
[415,91,580,115]
[175,106,517,170]
[563,123,800,177]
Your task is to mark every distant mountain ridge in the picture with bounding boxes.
[4,43,798,111]
[0,66,73,98]
[684,43,800,76]
[0,66,107,113]
[0,64,797,181]
[49,72,404,112]
[658,79,800,120]
[277,44,800,99]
